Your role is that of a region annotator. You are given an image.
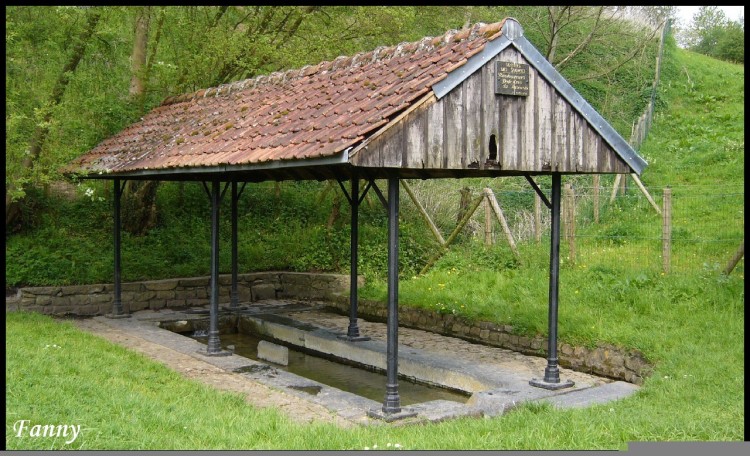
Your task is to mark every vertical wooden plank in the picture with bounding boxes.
[426,100,444,168]
[595,130,608,173]
[585,125,598,172]
[406,109,427,168]
[496,92,506,167]
[381,127,404,168]
[482,57,500,164]
[567,102,574,172]
[519,64,533,171]
[464,70,482,168]
[531,67,541,170]
[553,94,567,172]
[579,115,587,171]
[445,81,464,169]
[500,50,520,171]
[537,75,553,170]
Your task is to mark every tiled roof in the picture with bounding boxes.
[66,19,508,176]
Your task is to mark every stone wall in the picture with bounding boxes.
[7,272,355,316]
[326,297,652,385]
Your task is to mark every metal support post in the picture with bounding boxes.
[339,174,370,342]
[231,180,239,308]
[383,176,401,413]
[202,180,231,356]
[107,178,130,319]
[530,173,574,390]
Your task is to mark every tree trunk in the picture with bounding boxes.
[122,6,163,236]
[129,6,150,103]
[122,6,159,236]
[122,180,159,236]
[6,7,102,230]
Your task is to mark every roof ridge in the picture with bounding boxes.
[160,19,506,107]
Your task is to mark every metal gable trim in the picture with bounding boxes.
[78,149,351,180]
[432,35,512,100]
[509,35,647,175]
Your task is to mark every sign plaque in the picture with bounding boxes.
[495,61,529,96]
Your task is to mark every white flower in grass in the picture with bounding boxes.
[394,443,403,448]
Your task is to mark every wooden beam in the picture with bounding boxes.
[483,188,521,260]
[401,180,446,246]
[419,195,483,275]
[630,173,662,215]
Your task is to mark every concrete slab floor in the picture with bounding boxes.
[72,300,639,426]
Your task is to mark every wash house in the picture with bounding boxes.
[67,18,647,420]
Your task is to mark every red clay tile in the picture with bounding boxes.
[67,20,510,176]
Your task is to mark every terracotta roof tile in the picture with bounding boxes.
[67,20,510,175]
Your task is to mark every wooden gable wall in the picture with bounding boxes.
[350,47,631,175]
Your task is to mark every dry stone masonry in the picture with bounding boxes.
[326,297,651,385]
[8,272,352,316]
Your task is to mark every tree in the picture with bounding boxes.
[682,7,744,63]
[121,6,162,235]
[714,20,744,63]
[6,7,102,229]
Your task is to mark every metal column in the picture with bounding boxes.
[530,173,574,389]
[230,180,239,309]
[203,180,231,356]
[372,176,415,421]
[107,178,129,319]
[340,174,370,342]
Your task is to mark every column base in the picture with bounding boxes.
[196,348,233,357]
[223,305,249,311]
[367,407,417,422]
[529,378,575,390]
[337,334,371,342]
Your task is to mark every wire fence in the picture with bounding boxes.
[404,177,744,276]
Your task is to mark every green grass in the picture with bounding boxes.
[6,309,743,449]
[5,36,745,448]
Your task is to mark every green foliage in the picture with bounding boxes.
[682,6,744,63]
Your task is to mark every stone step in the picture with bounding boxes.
[535,381,639,409]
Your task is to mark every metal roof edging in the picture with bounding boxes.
[510,36,647,175]
[432,35,512,100]
[82,149,352,180]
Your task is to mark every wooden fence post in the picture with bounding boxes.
[593,175,600,224]
[610,174,622,203]
[483,188,521,261]
[662,187,672,273]
[419,195,484,275]
[565,183,576,265]
[630,173,662,215]
[723,241,744,275]
[401,180,446,247]
[534,193,542,244]
[484,195,493,246]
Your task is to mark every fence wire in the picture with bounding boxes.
[405,178,744,275]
